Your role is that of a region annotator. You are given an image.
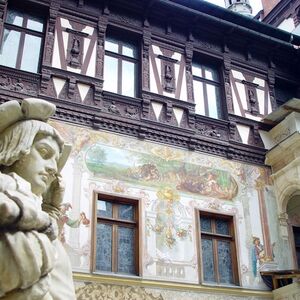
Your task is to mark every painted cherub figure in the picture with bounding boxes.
[0,98,75,299]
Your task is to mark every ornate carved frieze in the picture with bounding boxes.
[109,10,142,28]
[0,69,39,96]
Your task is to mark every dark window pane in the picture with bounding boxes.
[118,227,135,274]
[95,223,112,272]
[200,216,212,233]
[216,219,230,235]
[0,29,20,68]
[202,238,215,282]
[6,10,23,26]
[217,240,234,284]
[97,200,112,218]
[122,61,135,97]
[27,17,43,32]
[103,55,118,93]
[119,204,134,221]
[105,39,119,53]
[21,34,41,72]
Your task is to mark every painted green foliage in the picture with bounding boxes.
[85,144,238,200]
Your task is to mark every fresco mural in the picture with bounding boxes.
[85,144,238,200]
[50,120,278,290]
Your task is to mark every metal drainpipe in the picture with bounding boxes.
[156,0,300,48]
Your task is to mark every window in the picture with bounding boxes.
[192,61,222,119]
[103,33,138,97]
[0,7,44,73]
[199,211,239,285]
[94,195,139,275]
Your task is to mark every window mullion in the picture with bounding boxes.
[202,83,209,117]
[15,31,26,69]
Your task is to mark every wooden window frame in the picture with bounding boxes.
[1,7,45,72]
[192,61,222,119]
[196,210,239,286]
[104,33,139,97]
[92,192,140,276]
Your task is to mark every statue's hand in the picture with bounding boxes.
[42,175,65,220]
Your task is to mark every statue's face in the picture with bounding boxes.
[11,135,60,196]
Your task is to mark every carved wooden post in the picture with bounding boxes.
[142,18,151,91]
[268,60,277,111]
[40,0,61,96]
[185,33,195,128]
[141,18,151,119]
[223,39,234,114]
[0,0,7,42]
[94,5,109,103]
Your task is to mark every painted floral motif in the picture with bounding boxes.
[147,187,191,248]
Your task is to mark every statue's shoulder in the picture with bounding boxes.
[0,172,17,192]
[0,172,32,195]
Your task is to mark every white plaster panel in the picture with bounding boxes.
[77,83,90,101]
[180,71,187,101]
[257,89,264,114]
[231,85,242,116]
[267,93,272,114]
[66,66,81,73]
[52,77,66,97]
[172,52,181,61]
[52,30,61,68]
[232,70,245,80]
[236,82,247,108]
[174,63,179,90]
[62,31,69,57]
[86,42,96,77]
[60,18,72,29]
[253,78,265,87]
[244,113,262,121]
[152,45,162,55]
[173,107,184,125]
[236,124,250,144]
[83,37,89,62]
[163,91,175,98]
[82,26,94,35]
[149,58,158,94]
[151,101,163,120]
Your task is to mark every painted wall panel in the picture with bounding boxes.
[50,120,281,290]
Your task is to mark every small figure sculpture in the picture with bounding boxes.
[0,98,76,299]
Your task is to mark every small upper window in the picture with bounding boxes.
[0,8,44,73]
[103,33,139,98]
[192,61,222,119]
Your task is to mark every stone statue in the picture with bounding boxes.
[0,98,76,299]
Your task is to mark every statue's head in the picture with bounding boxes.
[0,98,69,196]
